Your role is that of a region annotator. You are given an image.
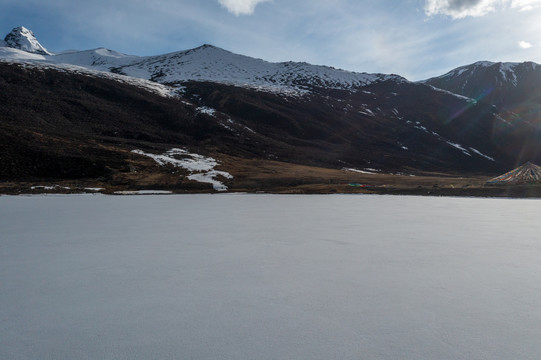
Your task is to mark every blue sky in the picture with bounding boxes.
[1,0,541,80]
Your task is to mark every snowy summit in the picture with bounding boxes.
[3,26,51,55]
[0,26,405,94]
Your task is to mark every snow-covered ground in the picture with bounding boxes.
[132,148,233,191]
[2,194,541,360]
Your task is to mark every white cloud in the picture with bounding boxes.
[518,40,533,48]
[510,0,541,11]
[217,0,270,16]
[425,0,541,18]
[424,0,500,18]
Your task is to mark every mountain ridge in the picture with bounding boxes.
[2,26,541,192]
[423,60,541,130]
[0,26,406,95]
[3,26,540,95]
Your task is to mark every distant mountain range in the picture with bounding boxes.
[2,26,541,190]
[0,27,405,94]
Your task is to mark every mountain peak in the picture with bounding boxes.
[4,26,51,55]
[191,44,229,53]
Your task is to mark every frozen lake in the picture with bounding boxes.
[2,194,541,359]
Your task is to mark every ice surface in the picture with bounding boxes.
[2,194,541,360]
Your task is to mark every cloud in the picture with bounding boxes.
[510,0,541,11]
[424,0,541,18]
[217,0,270,15]
[424,0,500,18]
[518,40,533,48]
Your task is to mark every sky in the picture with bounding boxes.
[1,0,541,80]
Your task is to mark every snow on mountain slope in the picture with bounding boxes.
[433,61,523,84]
[4,26,51,55]
[113,44,406,92]
[0,27,406,94]
[428,61,495,81]
[423,60,541,93]
[423,60,541,127]
[0,46,47,61]
[51,48,140,70]
[0,58,178,98]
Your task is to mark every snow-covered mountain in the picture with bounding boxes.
[110,44,405,92]
[425,61,539,88]
[3,26,51,55]
[423,60,541,124]
[3,25,541,181]
[0,27,405,94]
[423,61,541,103]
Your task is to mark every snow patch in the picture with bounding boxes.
[30,185,70,190]
[114,190,173,195]
[343,167,382,174]
[499,63,518,86]
[473,61,495,68]
[187,172,233,192]
[132,148,233,191]
[425,84,476,103]
[358,106,375,117]
[406,120,492,160]
[446,141,471,156]
[196,107,217,116]
[469,147,495,161]
[343,168,378,174]
[414,122,428,132]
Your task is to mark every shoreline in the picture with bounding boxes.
[3,183,541,198]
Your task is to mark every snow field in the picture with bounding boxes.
[132,148,233,191]
[1,194,541,360]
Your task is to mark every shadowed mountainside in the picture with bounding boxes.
[1,61,517,184]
